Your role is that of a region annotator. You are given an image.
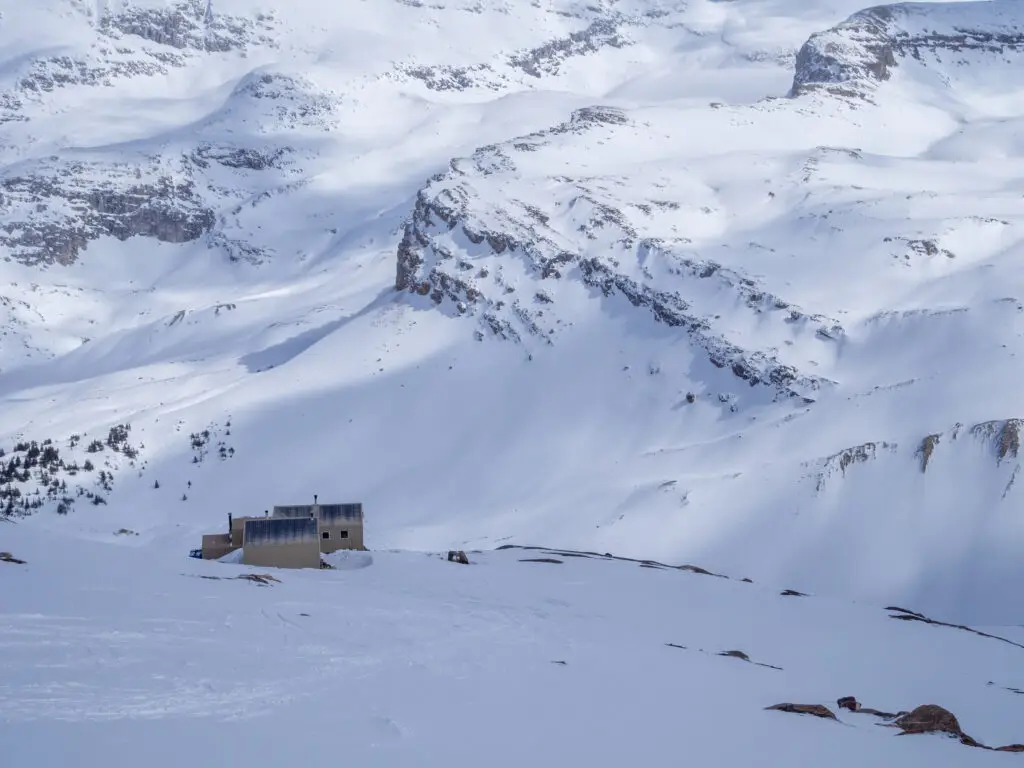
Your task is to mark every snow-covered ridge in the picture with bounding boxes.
[792,0,1024,96]
[396,105,838,402]
[3,1,275,110]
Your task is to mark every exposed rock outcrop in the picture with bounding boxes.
[10,2,275,106]
[0,158,215,265]
[894,704,963,738]
[792,2,1024,98]
[395,108,834,403]
[508,17,630,78]
[810,441,895,492]
[916,433,940,473]
[887,605,1024,651]
[773,696,1024,753]
[766,702,838,720]
[398,9,673,93]
[809,417,1024,493]
[971,418,1022,464]
[98,0,276,53]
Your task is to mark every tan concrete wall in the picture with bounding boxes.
[319,522,364,553]
[242,540,321,569]
[202,533,237,560]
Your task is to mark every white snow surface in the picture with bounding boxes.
[3,0,1024,761]
[2,2,1024,754]
[4,526,1024,766]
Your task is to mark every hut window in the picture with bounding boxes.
[339,530,349,539]
[321,531,330,539]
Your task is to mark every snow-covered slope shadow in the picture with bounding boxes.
[240,288,397,372]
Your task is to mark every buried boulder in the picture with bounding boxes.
[237,573,281,586]
[894,704,963,739]
[765,703,837,720]
[837,696,900,719]
[836,696,860,712]
[891,704,1011,750]
[772,698,1024,753]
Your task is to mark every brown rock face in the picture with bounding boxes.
[837,696,860,712]
[766,703,837,720]
[895,705,962,737]
[769,697,1024,754]
[861,707,901,719]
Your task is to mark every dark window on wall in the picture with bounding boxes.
[339,530,349,539]
[322,531,330,539]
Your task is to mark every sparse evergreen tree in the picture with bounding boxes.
[153,479,160,489]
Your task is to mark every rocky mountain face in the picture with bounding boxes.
[2,0,1024,620]
[792,1,1024,97]
[395,105,837,403]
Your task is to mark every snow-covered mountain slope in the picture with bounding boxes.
[1,0,1024,627]
[4,528,1024,766]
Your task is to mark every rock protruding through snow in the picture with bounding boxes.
[792,1,1024,98]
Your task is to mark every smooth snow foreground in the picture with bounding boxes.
[2,527,1023,766]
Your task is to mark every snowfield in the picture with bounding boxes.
[2,0,1024,761]
[3,526,1024,766]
